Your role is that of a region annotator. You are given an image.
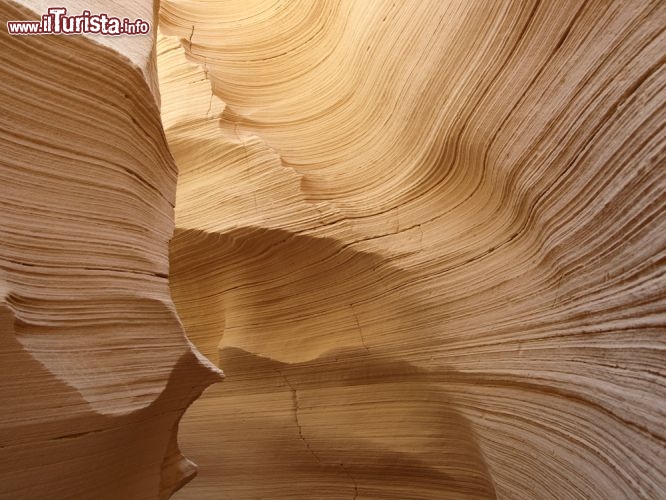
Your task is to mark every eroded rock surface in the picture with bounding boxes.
[159,1,666,499]
[0,0,664,499]
[0,1,221,498]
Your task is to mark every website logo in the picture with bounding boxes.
[7,7,151,36]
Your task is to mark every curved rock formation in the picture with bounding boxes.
[159,1,666,498]
[1,0,664,498]
[0,1,221,498]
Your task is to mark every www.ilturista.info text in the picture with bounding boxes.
[7,7,150,36]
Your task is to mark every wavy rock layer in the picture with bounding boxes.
[159,1,666,499]
[0,1,221,498]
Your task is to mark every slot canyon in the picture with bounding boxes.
[0,0,665,498]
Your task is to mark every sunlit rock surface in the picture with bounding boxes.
[158,1,666,499]
[0,0,664,499]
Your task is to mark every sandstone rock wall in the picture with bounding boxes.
[0,1,221,498]
[0,0,664,499]
[159,1,666,498]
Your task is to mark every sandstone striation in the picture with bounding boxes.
[1,0,665,499]
[0,1,221,498]
[160,1,666,498]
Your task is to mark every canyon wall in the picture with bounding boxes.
[0,1,221,498]
[160,1,665,498]
[0,0,664,499]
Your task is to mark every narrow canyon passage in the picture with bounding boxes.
[0,0,663,499]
